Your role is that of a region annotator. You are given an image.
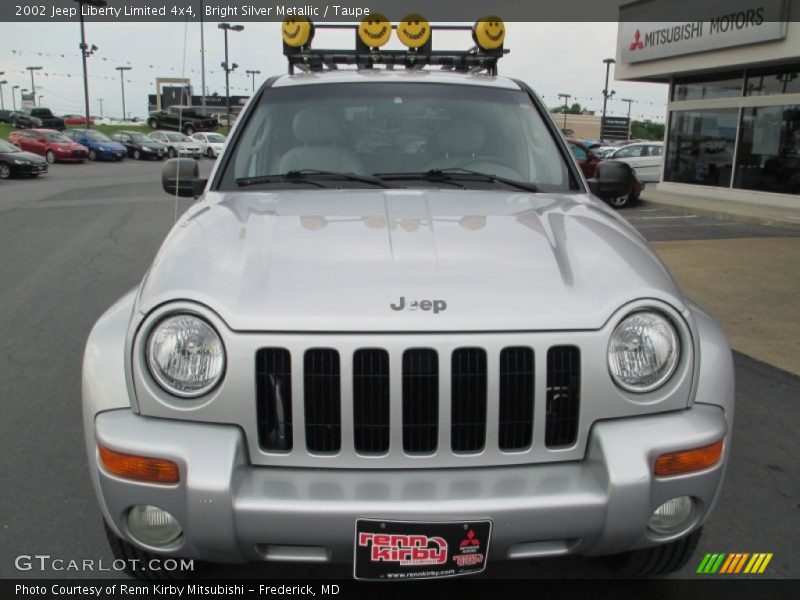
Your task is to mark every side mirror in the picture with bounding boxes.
[587,160,635,200]
[161,158,206,198]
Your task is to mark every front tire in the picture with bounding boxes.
[45,150,56,164]
[183,125,195,136]
[168,147,176,158]
[148,118,159,130]
[88,150,97,161]
[133,150,142,160]
[605,527,703,577]
[0,164,11,179]
[206,148,215,159]
[606,192,636,209]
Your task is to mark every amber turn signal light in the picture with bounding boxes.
[654,439,724,477]
[98,445,180,484]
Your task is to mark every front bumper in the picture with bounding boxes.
[14,162,48,175]
[93,404,728,565]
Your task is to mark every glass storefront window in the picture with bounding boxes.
[734,105,800,194]
[745,65,800,96]
[664,109,739,187]
[673,74,743,101]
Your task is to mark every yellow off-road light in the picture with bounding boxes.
[473,16,505,50]
[397,14,431,48]
[358,13,392,48]
[282,16,314,48]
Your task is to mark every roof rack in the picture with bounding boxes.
[281,16,509,76]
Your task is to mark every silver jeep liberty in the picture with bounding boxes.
[83,20,734,581]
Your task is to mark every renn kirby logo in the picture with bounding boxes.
[359,532,448,566]
[697,552,773,574]
[630,29,644,51]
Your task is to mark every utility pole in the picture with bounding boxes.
[621,98,633,139]
[12,86,19,111]
[200,0,206,114]
[98,98,104,118]
[75,0,106,129]
[245,69,261,93]
[116,66,132,120]
[0,78,7,111]
[558,93,571,132]
[218,23,244,128]
[26,66,43,105]
[601,58,616,140]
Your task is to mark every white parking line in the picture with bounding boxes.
[635,215,701,220]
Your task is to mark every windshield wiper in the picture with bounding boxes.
[375,169,539,193]
[237,170,391,189]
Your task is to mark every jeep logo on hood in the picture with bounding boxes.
[390,297,447,314]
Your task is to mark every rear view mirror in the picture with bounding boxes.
[587,160,635,201]
[161,158,206,198]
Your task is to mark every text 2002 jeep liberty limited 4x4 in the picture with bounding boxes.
[83,16,734,580]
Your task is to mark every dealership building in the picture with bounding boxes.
[616,0,800,210]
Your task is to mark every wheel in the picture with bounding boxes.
[45,150,56,164]
[88,150,97,161]
[183,125,195,136]
[0,164,11,179]
[133,149,142,160]
[103,520,204,581]
[206,148,215,159]
[605,527,703,577]
[606,191,635,209]
[148,118,159,129]
[168,147,176,158]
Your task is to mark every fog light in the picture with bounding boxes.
[127,505,182,546]
[647,496,695,536]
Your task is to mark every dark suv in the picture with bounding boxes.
[13,108,66,131]
[147,106,218,136]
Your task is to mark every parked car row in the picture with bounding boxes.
[0,129,226,179]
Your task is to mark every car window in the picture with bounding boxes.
[207,134,226,143]
[220,82,575,192]
[0,139,20,152]
[86,131,111,142]
[649,145,663,157]
[45,132,71,142]
[614,145,644,158]
[570,144,588,161]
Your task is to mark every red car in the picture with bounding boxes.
[568,138,642,208]
[63,114,95,126]
[9,129,90,164]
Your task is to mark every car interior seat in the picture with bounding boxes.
[278,108,366,174]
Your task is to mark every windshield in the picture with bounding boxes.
[165,133,187,142]
[130,133,155,143]
[218,82,575,191]
[0,140,20,152]
[207,134,226,143]
[45,132,71,143]
[85,130,112,142]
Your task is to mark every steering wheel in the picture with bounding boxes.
[454,157,523,181]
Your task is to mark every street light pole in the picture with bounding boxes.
[0,80,7,111]
[245,69,261,93]
[200,0,206,113]
[12,86,19,111]
[74,0,106,129]
[26,67,43,105]
[558,93,571,132]
[601,58,616,140]
[621,98,633,139]
[116,66,132,120]
[218,23,244,128]
[98,98,103,118]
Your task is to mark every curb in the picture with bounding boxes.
[639,195,800,232]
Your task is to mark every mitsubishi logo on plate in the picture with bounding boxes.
[630,29,645,50]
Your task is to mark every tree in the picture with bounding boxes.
[631,119,665,141]
[551,102,584,115]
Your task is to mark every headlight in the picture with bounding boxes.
[608,311,680,393]
[146,314,225,398]
[13,159,29,165]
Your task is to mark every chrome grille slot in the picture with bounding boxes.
[545,346,581,448]
[498,346,535,451]
[304,349,341,454]
[256,348,293,452]
[451,348,487,453]
[353,349,390,454]
[402,348,439,454]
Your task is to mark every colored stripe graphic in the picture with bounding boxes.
[698,552,773,574]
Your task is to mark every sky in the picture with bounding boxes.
[0,21,669,121]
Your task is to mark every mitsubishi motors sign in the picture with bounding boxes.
[619,0,789,64]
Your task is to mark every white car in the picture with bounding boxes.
[149,131,203,159]
[606,142,664,183]
[191,132,227,158]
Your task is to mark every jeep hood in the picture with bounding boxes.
[137,189,683,332]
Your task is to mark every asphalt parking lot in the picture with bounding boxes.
[0,160,797,580]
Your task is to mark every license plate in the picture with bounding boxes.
[354,519,491,581]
